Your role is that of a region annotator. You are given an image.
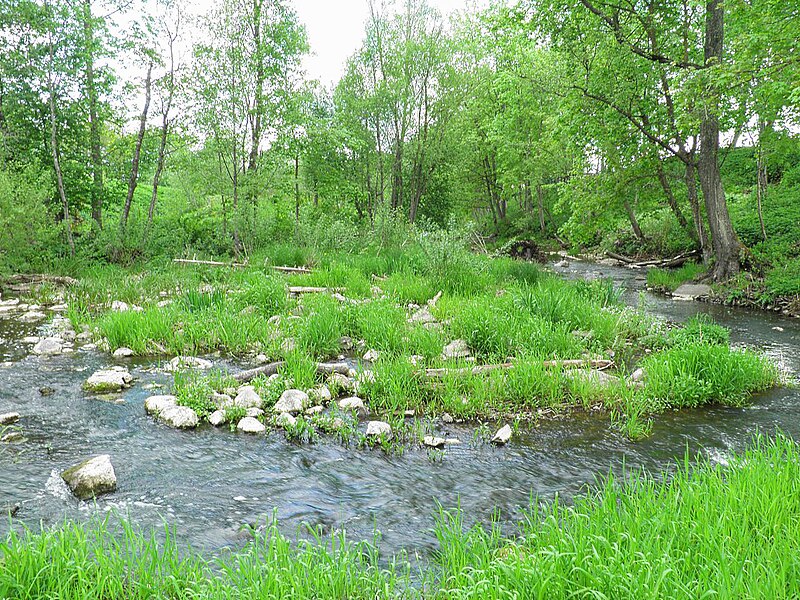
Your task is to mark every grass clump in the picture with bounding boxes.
[646,261,707,292]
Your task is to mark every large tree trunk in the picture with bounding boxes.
[83,0,103,230]
[121,63,152,231]
[756,118,770,241]
[699,0,740,281]
[684,159,712,264]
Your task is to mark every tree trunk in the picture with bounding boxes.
[699,0,740,281]
[536,183,546,233]
[654,159,693,239]
[47,39,74,257]
[294,153,300,238]
[756,118,770,241]
[83,0,103,229]
[121,63,152,231]
[623,195,645,241]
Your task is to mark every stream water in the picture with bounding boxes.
[0,261,798,559]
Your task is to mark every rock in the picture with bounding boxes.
[0,411,20,425]
[3,503,20,517]
[85,367,133,393]
[365,420,392,438]
[1,431,24,443]
[409,306,436,325]
[363,348,380,362]
[144,395,178,416]
[166,356,213,371]
[159,405,199,429]
[442,339,470,360]
[246,407,264,418]
[113,347,134,358]
[111,300,130,311]
[232,386,263,409]
[274,389,309,414]
[33,337,63,356]
[567,369,621,387]
[19,311,46,323]
[408,354,423,366]
[39,386,55,396]
[404,409,415,417]
[61,455,116,500]
[442,413,454,424]
[254,353,269,364]
[308,385,332,404]
[210,392,233,408]
[339,336,354,351]
[328,372,355,393]
[305,405,324,415]
[672,283,713,301]
[76,331,93,342]
[630,368,646,383]
[237,417,266,434]
[773,326,785,332]
[280,337,297,354]
[276,412,297,428]
[209,410,226,426]
[338,396,367,415]
[423,435,446,448]
[22,336,40,344]
[491,424,513,445]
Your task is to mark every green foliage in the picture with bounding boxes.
[668,314,730,347]
[646,262,707,292]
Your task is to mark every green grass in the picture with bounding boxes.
[4,435,800,598]
[646,261,707,292]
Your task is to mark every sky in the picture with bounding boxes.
[292,0,484,87]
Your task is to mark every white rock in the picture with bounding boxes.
[246,407,264,418]
[0,412,20,425]
[166,356,213,371]
[274,389,309,414]
[19,311,46,323]
[365,420,392,438]
[61,455,116,500]
[672,284,713,301]
[85,367,133,392]
[144,395,178,416]
[305,405,324,415]
[276,412,297,428]
[210,392,233,408]
[159,405,199,429]
[110,300,130,311]
[424,435,446,448]
[409,306,436,324]
[630,368,646,383]
[237,417,266,434]
[232,386,263,409]
[33,337,63,356]
[566,369,621,387]
[113,347,134,358]
[328,373,355,393]
[254,353,269,364]
[338,396,367,415]
[491,424,513,445]
[442,339,470,360]
[209,410,226,426]
[363,348,380,362]
[308,385,332,404]
[22,336,40,344]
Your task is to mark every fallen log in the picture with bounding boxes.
[4,274,79,287]
[606,250,699,270]
[424,359,615,379]
[272,265,312,274]
[232,360,351,383]
[174,258,248,268]
[288,286,345,294]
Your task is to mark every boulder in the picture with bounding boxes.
[442,339,470,360]
[61,455,116,500]
[305,405,324,416]
[111,300,130,311]
[208,410,226,427]
[246,407,264,418]
[328,372,355,393]
[232,386,262,409]
[158,406,199,429]
[33,337,63,356]
[365,420,392,438]
[363,348,380,362]
[0,412,20,425]
[630,368,646,383]
[308,385,332,404]
[209,392,233,408]
[566,369,621,388]
[409,306,436,325]
[144,395,177,416]
[19,311,46,323]
[113,347,134,358]
[338,396,367,415]
[339,336,354,351]
[274,389,309,414]
[491,424,512,445]
[85,367,133,393]
[276,412,297,428]
[1,431,24,443]
[672,284,713,301]
[166,356,213,371]
[237,417,265,434]
[423,435,446,449]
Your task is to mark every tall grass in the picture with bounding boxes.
[647,261,707,292]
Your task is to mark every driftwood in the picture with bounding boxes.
[606,251,699,270]
[272,265,312,274]
[288,286,345,294]
[4,274,78,287]
[424,359,615,379]
[232,361,350,384]
[174,258,248,268]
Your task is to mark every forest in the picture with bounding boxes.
[1,0,800,598]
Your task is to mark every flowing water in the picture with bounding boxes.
[1,261,798,558]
